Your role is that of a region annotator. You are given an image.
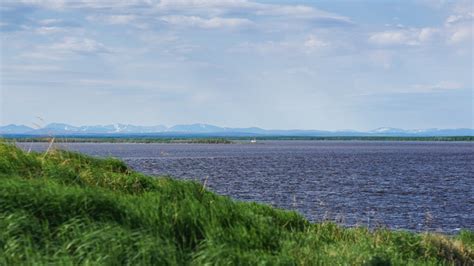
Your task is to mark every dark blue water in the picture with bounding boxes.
[20,141,474,233]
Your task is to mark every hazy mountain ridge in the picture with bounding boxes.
[0,123,473,136]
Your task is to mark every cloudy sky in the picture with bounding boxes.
[0,0,472,130]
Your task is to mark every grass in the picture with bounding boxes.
[0,141,473,265]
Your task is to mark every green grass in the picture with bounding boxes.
[0,142,472,265]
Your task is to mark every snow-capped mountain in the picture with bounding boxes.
[369,127,474,136]
[370,127,407,134]
[77,124,167,133]
[1,123,167,135]
[167,124,224,133]
[0,123,473,136]
[44,123,80,132]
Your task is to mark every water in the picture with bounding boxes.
[19,141,474,233]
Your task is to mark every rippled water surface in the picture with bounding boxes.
[20,141,474,232]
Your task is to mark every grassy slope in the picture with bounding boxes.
[0,142,472,265]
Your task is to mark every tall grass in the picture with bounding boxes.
[0,141,472,265]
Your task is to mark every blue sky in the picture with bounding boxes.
[0,0,472,130]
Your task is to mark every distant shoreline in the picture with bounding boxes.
[5,137,233,144]
[3,135,473,143]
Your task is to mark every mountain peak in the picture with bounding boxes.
[45,123,78,131]
[0,124,34,134]
[371,127,405,133]
[0,123,473,136]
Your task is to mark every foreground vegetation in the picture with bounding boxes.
[0,142,473,265]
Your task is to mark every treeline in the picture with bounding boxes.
[6,137,233,144]
[3,136,473,143]
[234,136,474,141]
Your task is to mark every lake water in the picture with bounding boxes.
[19,141,474,233]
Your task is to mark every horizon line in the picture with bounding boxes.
[1,122,473,132]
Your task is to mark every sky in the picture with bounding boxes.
[0,0,473,130]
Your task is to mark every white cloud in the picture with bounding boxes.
[418,0,449,9]
[103,15,136,24]
[51,37,109,54]
[255,4,352,24]
[369,26,446,46]
[448,24,472,44]
[21,37,110,60]
[232,34,330,55]
[156,0,351,23]
[369,28,428,46]
[370,1,472,47]
[161,15,253,29]
[15,0,67,9]
[418,27,439,42]
[304,35,329,49]
[10,0,352,27]
[444,2,473,44]
[445,14,471,25]
[13,0,151,10]
[35,26,64,35]
[450,0,474,21]
[155,0,256,12]
[369,30,412,46]
[38,19,63,25]
[256,4,315,16]
[86,14,152,29]
[411,81,464,92]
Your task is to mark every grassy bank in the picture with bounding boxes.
[0,142,472,265]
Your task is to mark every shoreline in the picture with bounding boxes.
[2,135,474,144]
[1,142,473,264]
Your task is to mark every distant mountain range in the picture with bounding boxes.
[1,123,473,137]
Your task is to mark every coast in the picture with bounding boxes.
[0,142,472,264]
